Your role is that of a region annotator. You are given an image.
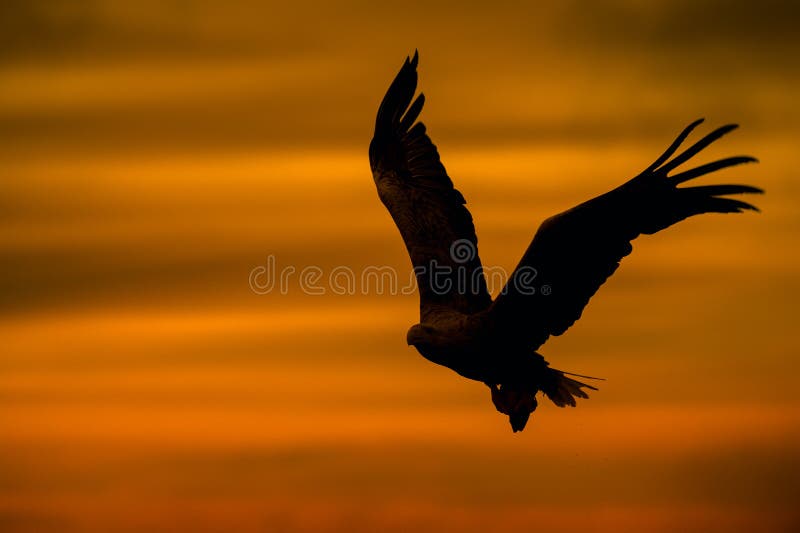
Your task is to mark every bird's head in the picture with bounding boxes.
[406,323,439,346]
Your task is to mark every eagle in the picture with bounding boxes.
[368,52,761,432]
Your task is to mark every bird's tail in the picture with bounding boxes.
[540,368,601,407]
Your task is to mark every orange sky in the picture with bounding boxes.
[1,2,799,532]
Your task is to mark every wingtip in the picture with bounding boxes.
[402,50,419,71]
[729,199,761,213]
[734,184,765,195]
[733,155,759,167]
[729,155,759,166]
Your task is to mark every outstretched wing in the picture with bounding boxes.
[369,52,491,319]
[489,119,762,349]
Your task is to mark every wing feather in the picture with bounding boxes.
[369,52,491,319]
[489,120,761,348]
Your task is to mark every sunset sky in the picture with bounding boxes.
[1,1,799,532]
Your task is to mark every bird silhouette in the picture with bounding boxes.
[368,51,762,432]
